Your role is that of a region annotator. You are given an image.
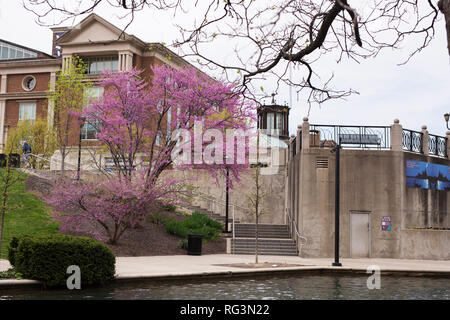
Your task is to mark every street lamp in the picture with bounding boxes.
[77,117,85,181]
[330,143,342,267]
[222,152,231,233]
[444,113,450,130]
[224,165,231,233]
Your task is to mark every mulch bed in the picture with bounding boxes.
[23,174,227,257]
[102,209,227,257]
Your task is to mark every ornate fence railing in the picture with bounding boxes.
[289,124,447,159]
[309,125,391,149]
[402,129,423,154]
[429,134,447,158]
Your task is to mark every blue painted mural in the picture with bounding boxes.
[406,160,450,191]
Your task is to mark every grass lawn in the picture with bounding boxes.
[0,169,59,259]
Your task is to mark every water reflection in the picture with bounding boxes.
[1,274,449,300]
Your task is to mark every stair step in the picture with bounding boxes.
[232,245,296,248]
[235,232,290,236]
[231,251,298,256]
[235,225,288,229]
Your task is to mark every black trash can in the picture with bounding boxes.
[187,234,203,255]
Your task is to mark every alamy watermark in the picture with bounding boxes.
[366,265,381,290]
[66,265,81,290]
[170,121,283,175]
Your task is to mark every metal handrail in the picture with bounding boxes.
[195,191,252,213]
[285,207,307,255]
[193,192,239,254]
[28,153,80,170]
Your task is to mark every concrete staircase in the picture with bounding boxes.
[182,198,299,256]
[231,223,298,256]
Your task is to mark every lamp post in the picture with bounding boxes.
[444,113,450,130]
[77,117,85,181]
[224,166,230,233]
[331,143,342,267]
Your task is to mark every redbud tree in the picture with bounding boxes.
[47,65,256,244]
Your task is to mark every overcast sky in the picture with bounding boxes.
[1,0,449,137]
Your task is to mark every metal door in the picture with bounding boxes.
[350,212,370,257]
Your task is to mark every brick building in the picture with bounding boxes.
[0,13,193,155]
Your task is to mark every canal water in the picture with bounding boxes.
[1,274,449,300]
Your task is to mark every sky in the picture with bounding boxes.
[0,0,449,137]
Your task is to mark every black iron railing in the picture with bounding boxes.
[429,134,447,158]
[291,137,296,157]
[402,129,423,154]
[309,125,391,149]
[289,125,447,158]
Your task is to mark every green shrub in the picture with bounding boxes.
[162,204,177,212]
[11,234,116,287]
[164,212,222,242]
[0,268,22,280]
[178,239,188,250]
[7,237,20,267]
[149,212,168,225]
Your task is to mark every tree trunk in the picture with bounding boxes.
[0,161,11,256]
[439,0,450,55]
[0,207,6,257]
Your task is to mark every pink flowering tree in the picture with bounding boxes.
[47,65,256,244]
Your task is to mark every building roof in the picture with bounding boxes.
[53,13,211,77]
[53,13,144,46]
[0,38,54,61]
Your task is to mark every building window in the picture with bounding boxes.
[22,75,36,91]
[19,102,36,121]
[276,112,284,131]
[0,41,38,60]
[80,122,99,140]
[83,56,119,74]
[81,87,104,140]
[267,112,274,130]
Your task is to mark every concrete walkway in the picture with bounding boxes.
[2,255,450,282]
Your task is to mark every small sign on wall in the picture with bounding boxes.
[382,216,391,231]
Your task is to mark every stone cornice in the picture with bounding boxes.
[0,59,61,68]
[0,59,61,75]
[0,91,48,100]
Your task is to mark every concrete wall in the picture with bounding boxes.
[181,168,287,225]
[288,147,450,260]
[400,230,450,260]
[47,148,288,225]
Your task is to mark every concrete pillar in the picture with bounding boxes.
[421,125,429,156]
[390,118,403,151]
[119,52,133,71]
[301,116,310,151]
[126,53,133,70]
[47,72,56,129]
[0,74,7,94]
[62,55,71,72]
[446,131,450,158]
[118,53,122,71]
[296,124,301,154]
[0,100,5,152]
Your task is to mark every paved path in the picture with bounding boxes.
[2,255,449,281]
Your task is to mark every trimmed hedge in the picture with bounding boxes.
[8,234,116,287]
[164,212,223,242]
